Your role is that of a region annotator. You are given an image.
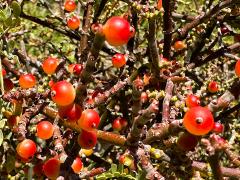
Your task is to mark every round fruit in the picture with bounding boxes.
[112,54,126,68]
[19,74,36,89]
[2,68,6,76]
[71,156,83,173]
[141,92,148,103]
[78,130,97,149]
[73,64,83,75]
[173,41,186,50]
[185,94,200,108]
[212,122,224,134]
[48,80,55,87]
[64,0,77,12]
[103,16,134,46]
[119,118,128,128]
[36,121,54,140]
[67,16,80,30]
[58,103,82,122]
[4,78,14,91]
[43,158,60,179]
[112,118,122,131]
[208,81,218,93]
[78,109,100,131]
[16,139,37,159]
[42,57,59,75]
[51,80,76,106]
[235,60,240,77]
[221,26,230,35]
[183,106,214,136]
[177,132,198,151]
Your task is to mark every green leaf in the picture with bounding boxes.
[0,10,6,22]
[111,164,117,173]
[0,129,3,146]
[11,1,21,17]
[2,7,12,19]
[113,172,121,177]
[4,16,12,27]
[0,119,6,128]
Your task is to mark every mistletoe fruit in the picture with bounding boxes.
[173,41,186,50]
[112,54,126,68]
[183,106,214,136]
[235,60,240,77]
[58,103,82,122]
[19,74,36,89]
[78,109,100,131]
[185,94,200,108]
[42,57,59,75]
[212,122,224,134]
[43,158,61,179]
[71,156,83,173]
[67,16,80,30]
[208,81,219,93]
[103,16,134,46]
[16,139,37,159]
[78,130,97,149]
[36,121,54,140]
[64,0,77,12]
[51,80,76,106]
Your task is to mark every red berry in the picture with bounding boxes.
[157,0,162,10]
[112,54,126,68]
[235,60,240,77]
[103,16,134,46]
[73,64,83,75]
[2,68,6,76]
[42,57,59,75]
[221,26,230,35]
[67,16,80,30]
[78,109,100,131]
[19,74,36,89]
[64,0,77,12]
[112,118,122,131]
[173,41,186,50]
[212,122,224,134]
[177,132,198,151]
[43,158,60,179]
[208,81,219,93]
[71,156,83,173]
[4,78,14,91]
[78,130,97,149]
[119,155,125,164]
[119,118,128,128]
[58,103,82,122]
[16,139,37,159]
[183,106,214,136]
[140,92,148,103]
[185,94,200,108]
[36,121,54,140]
[48,80,55,87]
[51,80,76,106]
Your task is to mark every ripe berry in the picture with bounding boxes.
[48,80,55,87]
[19,74,36,89]
[67,16,80,30]
[177,132,198,151]
[78,109,100,131]
[2,68,6,76]
[16,139,37,159]
[185,94,200,108]
[157,0,162,10]
[183,106,214,136]
[212,122,224,134]
[51,80,76,106]
[4,78,14,91]
[36,121,54,140]
[71,156,83,173]
[43,158,60,179]
[119,118,128,128]
[140,92,148,103]
[78,130,97,149]
[173,41,186,50]
[221,26,230,35]
[42,57,59,75]
[235,60,240,77]
[112,54,126,68]
[73,64,83,75]
[58,103,82,122]
[103,16,134,46]
[112,118,122,131]
[208,81,218,93]
[64,0,77,12]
